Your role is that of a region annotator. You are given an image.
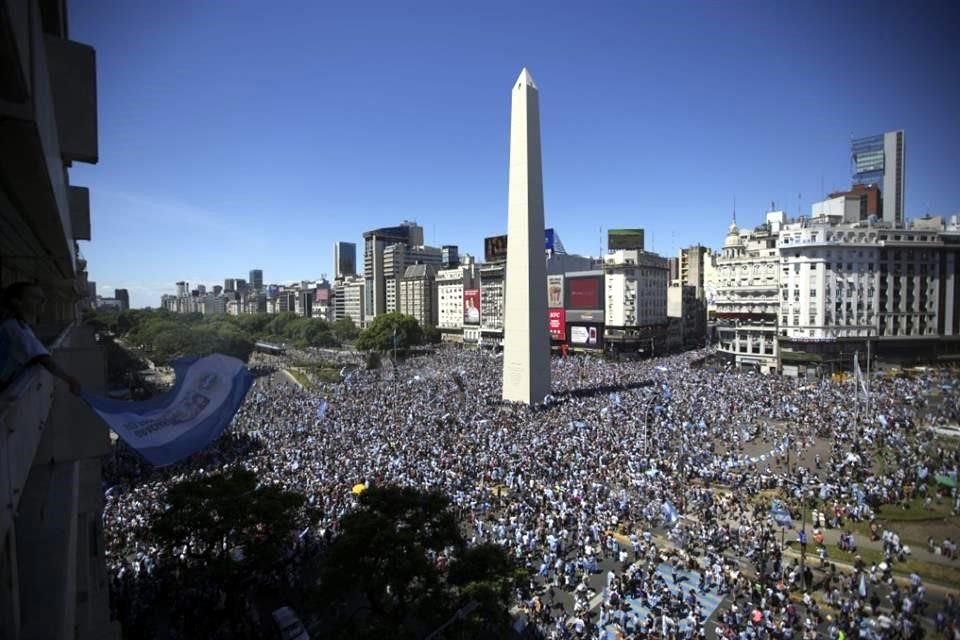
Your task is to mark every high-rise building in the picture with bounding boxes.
[224,278,236,292]
[176,281,190,297]
[87,281,97,300]
[398,264,438,328]
[114,288,130,311]
[333,241,357,280]
[362,221,423,323]
[501,68,550,404]
[341,276,366,326]
[851,130,905,227]
[249,269,263,291]
[441,245,459,267]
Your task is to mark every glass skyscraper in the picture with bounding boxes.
[851,130,904,226]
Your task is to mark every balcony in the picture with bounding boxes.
[0,324,109,539]
[1,6,98,280]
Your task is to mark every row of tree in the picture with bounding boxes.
[85,307,442,365]
[131,472,522,639]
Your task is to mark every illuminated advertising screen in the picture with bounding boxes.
[565,275,602,310]
[608,228,645,251]
[569,324,601,347]
[547,275,564,308]
[548,308,565,340]
[463,289,481,324]
[484,235,508,262]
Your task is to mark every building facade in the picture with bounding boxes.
[603,249,669,353]
[436,260,477,343]
[0,0,119,636]
[398,264,437,328]
[362,222,423,323]
[479,262,506,348]
[341,276,365,327]
[851,130,905,227]
[715,213,782,372]
[333,241,356,280]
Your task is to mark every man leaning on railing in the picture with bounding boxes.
[0,281,82,398]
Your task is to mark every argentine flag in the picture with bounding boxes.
[82,354,253,466]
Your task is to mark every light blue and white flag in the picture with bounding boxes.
[770,499,794,528]
[316,399,329,421]
[661,500,679,525]
[82,354,253,466]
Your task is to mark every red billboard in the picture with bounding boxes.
[566,275,602,310]
[463,289,481,324]
[548,309,566,341]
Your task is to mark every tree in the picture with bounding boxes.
[314,486,522,639]
[421,324,441,345]
[133,470,313,639]
[147,469,305,573]
[332,317,360,342]
[354,313,423,353]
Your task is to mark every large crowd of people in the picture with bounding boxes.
[102,345,960,639]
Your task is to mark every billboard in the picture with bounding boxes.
[566,275,603,310]
[548,308,566,341]
[608,228,645,251]
[569,324,602,348]
[484,235,508,262]
[463,289,481,324]
[547,275,564,308]
[314,287,330,303]
[486,229,560,262]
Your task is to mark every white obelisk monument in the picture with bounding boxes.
[502,68,550,405]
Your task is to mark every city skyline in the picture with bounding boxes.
[68,1,960,308]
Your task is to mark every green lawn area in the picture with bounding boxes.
[831,546,960,586]
[284,368,312,388]
[293,361,343,384]
[868,498,955,522]
[788,543,960,586]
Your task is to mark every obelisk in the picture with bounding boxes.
[502,68,550,405]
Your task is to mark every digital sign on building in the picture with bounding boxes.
[485,229,559,262]
[463,289,481,324]
[569,325,601,347]
[565,275,602,310]
[484,235,508,262]
[608,228,645,251]
[547,275,564,308]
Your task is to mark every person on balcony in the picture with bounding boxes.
[0,281,82,396]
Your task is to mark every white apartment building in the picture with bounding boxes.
[715,213,782,372]
[603,249,669,351]
[778,215,952,341]
[718,207,960,372]
[436,260,477,342]
[342,276,365,327]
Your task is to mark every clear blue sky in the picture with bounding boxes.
[69,0,960,308]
